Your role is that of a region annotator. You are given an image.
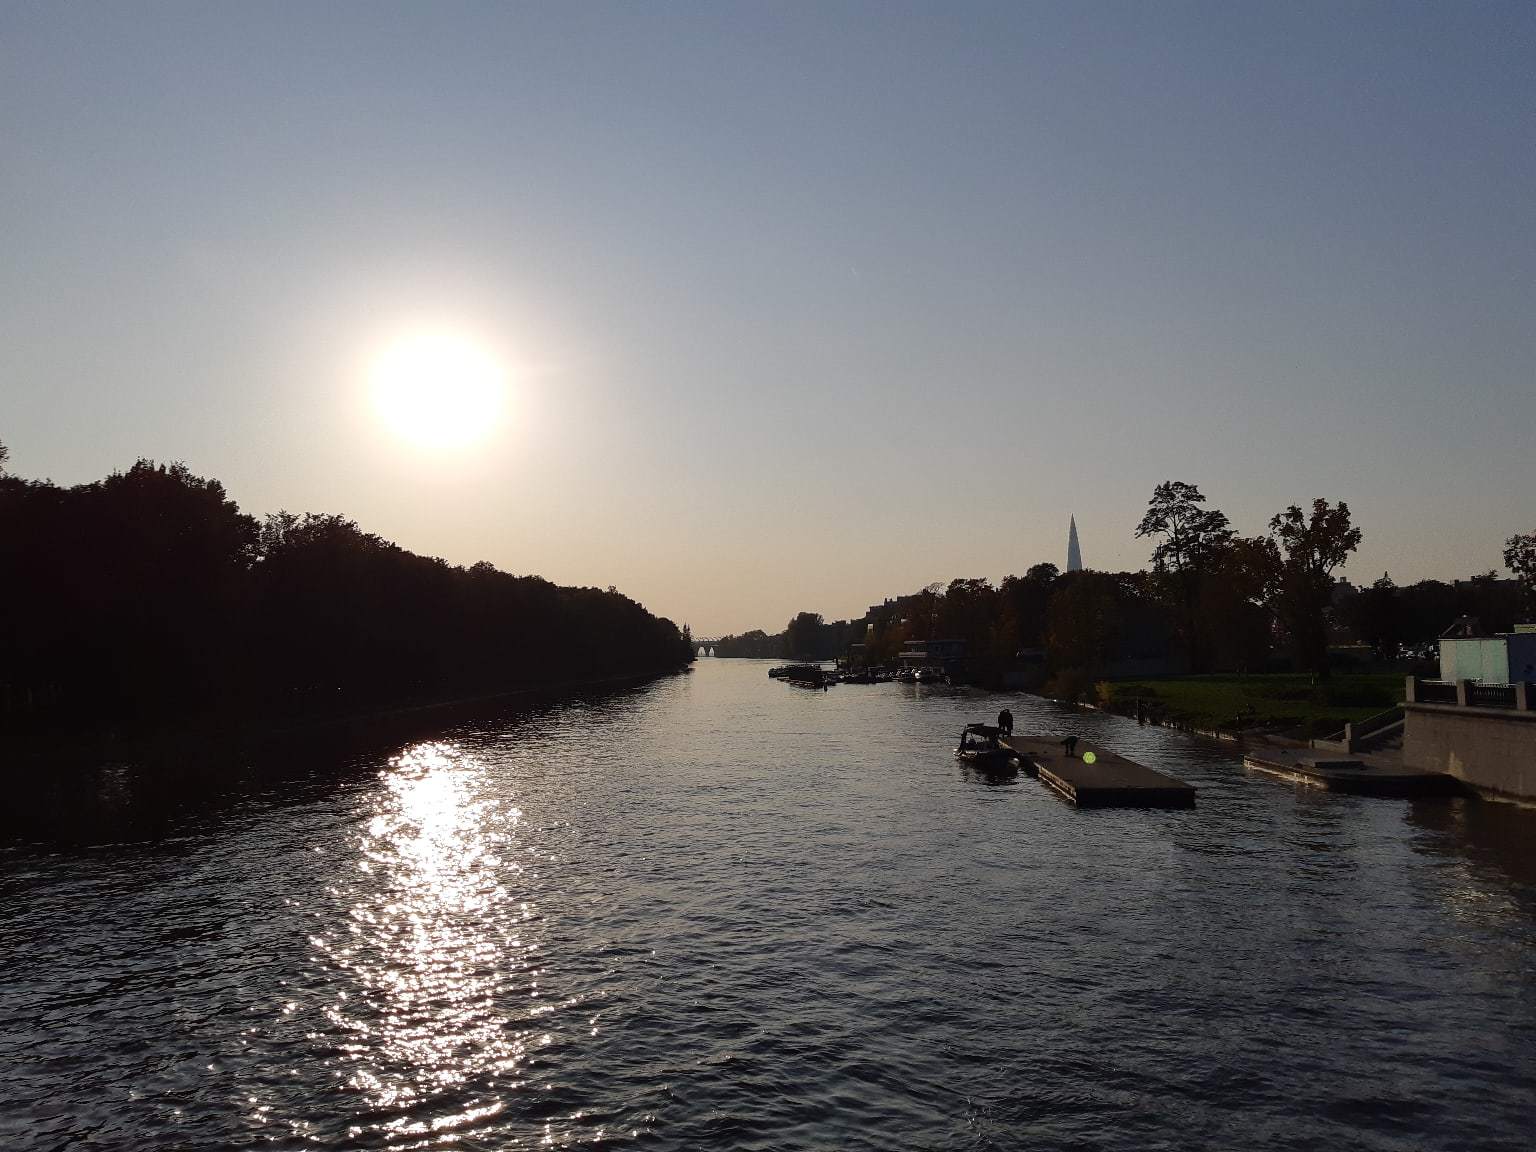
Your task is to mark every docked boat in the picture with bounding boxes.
[776,663,832,688]
[954,723,1017,771]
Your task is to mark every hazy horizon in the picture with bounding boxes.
[5,3,1533,635]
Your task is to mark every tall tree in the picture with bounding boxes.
[1398,580,1457,646]
[997,563,1059,657]
[1197,536,1279,672]
[1268,499,1362,678]
[1505,531,1536,615]
[1455,569,1524,634]
[1135,481,1234,671]
[1044,571,1123,692]
[784,611,826,659]
[1347,574,1404,661]
[1135,482,1235,574]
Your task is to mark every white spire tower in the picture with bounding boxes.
[1066,515,1083,572]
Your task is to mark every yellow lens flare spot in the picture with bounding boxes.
[1082,751,1097,764]
[370,330,507,451]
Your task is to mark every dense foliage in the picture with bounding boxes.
[0,459,692,738]
[1506,531,1536,614]
[1339,571,1526,660]
[719,481,1528,698]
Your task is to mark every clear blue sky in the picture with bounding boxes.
[3,2,1533,635]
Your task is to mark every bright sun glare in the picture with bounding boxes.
[370,331,508,450]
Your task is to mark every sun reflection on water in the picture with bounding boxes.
[306,741,539,1142]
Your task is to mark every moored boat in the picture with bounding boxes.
[776,663,832,688]
[955,723,1017,771]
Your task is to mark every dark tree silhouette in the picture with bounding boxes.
[714,629,786,659]
[998,564,1059,652]
[1198,535,1280,672]
[1345,574,1405,661]
[1136,482,1235,574]
[1506,531,1536,614]
[0,455,692,749]
[1267,499,1362,678]
[1135,481,1236,671]
[1044,571,1125,692]
[784,612,825,659]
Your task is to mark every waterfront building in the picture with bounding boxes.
[898,638,967,678]
[1438,621,1536,685]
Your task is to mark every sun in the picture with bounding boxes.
[369,330,508,450]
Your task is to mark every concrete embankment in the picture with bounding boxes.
[1403,700,1536,802]
[1241,746,1463,798]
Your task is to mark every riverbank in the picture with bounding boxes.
[1093,673,1402,738]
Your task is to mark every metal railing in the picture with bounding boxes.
[1468,683,1517,709]
[1407,677,1532,711]
[1408,679,1460,704]
[1355,706,1404,736]
[1317,705,1405,751]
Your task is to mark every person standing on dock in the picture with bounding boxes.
[1061,734,1079,757]
[998,708,1013,736]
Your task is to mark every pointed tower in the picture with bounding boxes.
[1066,515,1083,572]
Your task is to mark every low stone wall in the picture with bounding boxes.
[1403,703,1536,800]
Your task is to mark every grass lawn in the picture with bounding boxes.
[1100,673,1405,735]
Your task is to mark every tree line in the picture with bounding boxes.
[712,481,1535,695]
[0,446,693,743]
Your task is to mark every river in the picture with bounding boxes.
[3,659,1535,1150]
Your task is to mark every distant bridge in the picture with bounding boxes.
[693,638,723,656]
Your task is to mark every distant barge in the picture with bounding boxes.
[772,664,834,689]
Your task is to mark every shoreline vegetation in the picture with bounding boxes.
[1081,673,1403,739]
[713,483,1531,737]
[0,455,695,782]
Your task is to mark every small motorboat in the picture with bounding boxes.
[954,723,1017,772]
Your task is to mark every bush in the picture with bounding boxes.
[1046,668,1092,702]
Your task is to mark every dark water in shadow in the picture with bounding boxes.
[3,660,1535,1150]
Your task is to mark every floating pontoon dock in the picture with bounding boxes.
[1002,736,1196,809]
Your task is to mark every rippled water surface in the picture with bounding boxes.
[5,660,1536,1150]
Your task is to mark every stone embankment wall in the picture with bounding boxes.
[1403,701,1536,800]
